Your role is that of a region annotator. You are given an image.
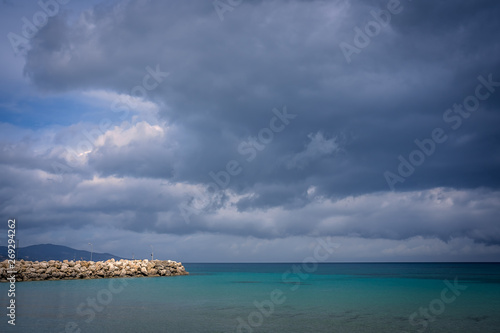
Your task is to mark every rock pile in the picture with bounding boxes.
[0,259,188,282]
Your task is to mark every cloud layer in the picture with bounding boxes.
[0,0,499,260]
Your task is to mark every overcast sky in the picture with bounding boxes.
[0,0,499,262]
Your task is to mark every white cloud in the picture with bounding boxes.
[83,89,160,114]
[93,120,165,148]
[286,132,340,169]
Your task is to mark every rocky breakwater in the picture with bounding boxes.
[0,259,188,282]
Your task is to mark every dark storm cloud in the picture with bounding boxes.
[1,0,499,253]
[23,0,500,194]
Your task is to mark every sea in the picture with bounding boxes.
[1,263,499,332]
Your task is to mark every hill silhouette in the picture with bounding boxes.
[0,243,126,261]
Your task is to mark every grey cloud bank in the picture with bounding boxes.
[0,0,499,261]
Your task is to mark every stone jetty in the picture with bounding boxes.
[0,259,188,282]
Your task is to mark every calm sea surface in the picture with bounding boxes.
[1,263,499,332]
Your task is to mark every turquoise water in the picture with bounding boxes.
[1,263,499,332]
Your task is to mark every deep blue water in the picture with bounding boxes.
[1,263,499,332]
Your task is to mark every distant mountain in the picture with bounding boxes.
[0,244,127,262]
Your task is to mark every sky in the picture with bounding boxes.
[0,0,499,262]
